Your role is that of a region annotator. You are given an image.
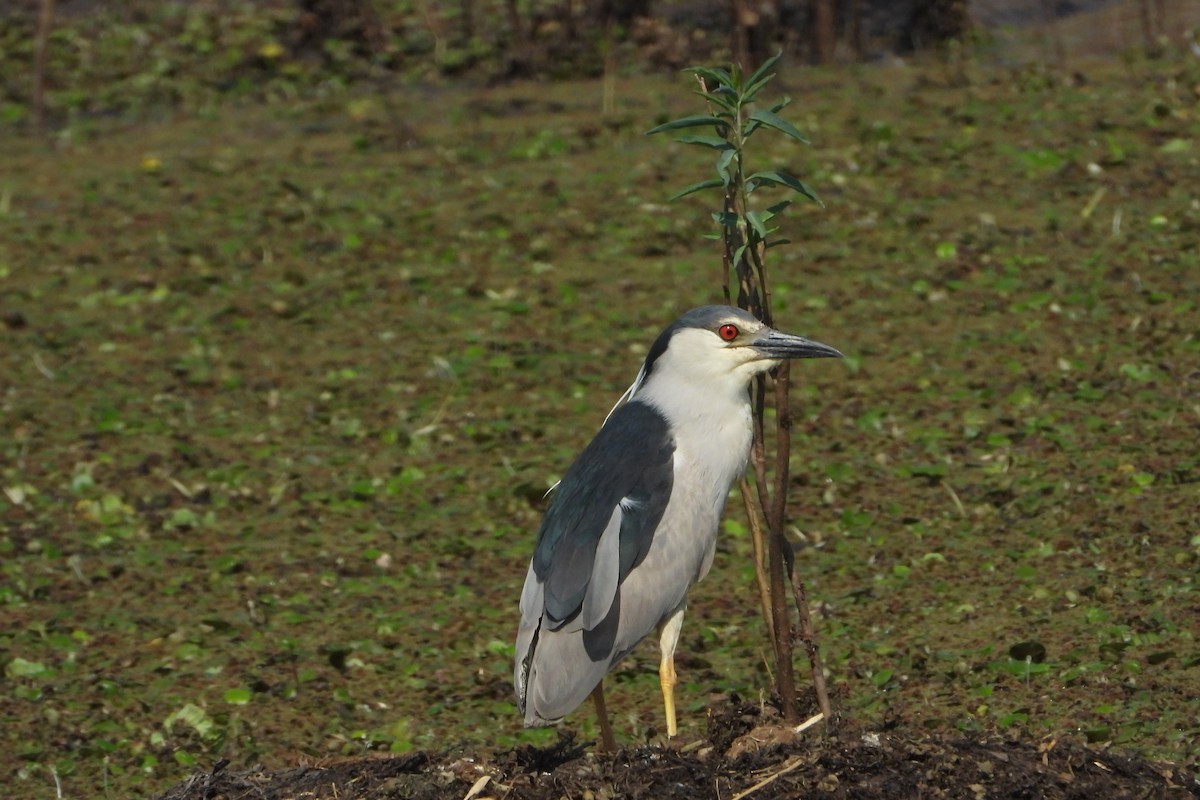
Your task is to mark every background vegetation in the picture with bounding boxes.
[5,0,1195,133]
[2,1,1199,798]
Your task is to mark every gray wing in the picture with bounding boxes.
[532,400,674,627]
[515,400,674,716]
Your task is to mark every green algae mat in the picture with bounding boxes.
[2,55,1199,798]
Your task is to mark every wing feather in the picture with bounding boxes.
[580,505,622,629]
[515,400,676,720]
[529,400,674,628]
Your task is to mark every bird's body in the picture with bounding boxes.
[514,306,841,739]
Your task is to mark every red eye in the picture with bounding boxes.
[718,324,739,341]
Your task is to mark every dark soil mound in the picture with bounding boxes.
[155,701,1198,800]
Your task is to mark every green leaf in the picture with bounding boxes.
[712,211,738,228]
[739,69,787,106]
[716,148,736,183]
[744,98,794,138]
[486,639,516,658]
[748,170,823,206]
[6,657,49,678]
[224,687,252,705]
[668,177,724,201]
[165,703,216,739]
[694,89,737,113]
[742,75,775,104]
[674,134,732,150]
[742,52,784,101]
[757,208,785,226]
[1147,650,1175,665]
[746,210,768,240]
[685,66,733,89]
[747,109,811,143]
[733,243,749,267]
[991,659,1051,677]
[767,97,793,114]
[647,115,726,136]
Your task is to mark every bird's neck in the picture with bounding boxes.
[635,377,754,484]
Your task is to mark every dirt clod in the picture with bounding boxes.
[155,701,1198,800]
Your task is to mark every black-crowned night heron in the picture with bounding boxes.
[514,305,842,748]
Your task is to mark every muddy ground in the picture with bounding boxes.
[156,699,1198,799]
[3,10,1199,800]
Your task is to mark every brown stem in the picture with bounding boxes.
[764,360,797,724]
[770,361,791,562]
[740,477,774,643]
[590,683,617,752]
[790,567,833,727]
[814,0,835,65]
[1138,0,1154,55]
[724,182,738,304]
[747,379,773,635]
[749,377,770,512]
[767,507,798,722]
[1039,0,1065,66]
[32,0,57,135]
[694,76,734,305]
[775,360,833,726]
[504,0,531,71]
[705,69,826,730]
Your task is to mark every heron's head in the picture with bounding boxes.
[633,305,842,396]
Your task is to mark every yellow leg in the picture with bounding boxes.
[590,683,617,752]
[659,653,677,737]
[658,606,686,737]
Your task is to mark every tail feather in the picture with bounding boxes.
[517,616,610,726]
[515,561,613,726]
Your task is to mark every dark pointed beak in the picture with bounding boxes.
[751,329,844,360]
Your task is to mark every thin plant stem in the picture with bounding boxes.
[657,58,832,730]
[32,0,57,135]
[790,563,834,726]
[740,477,775,642]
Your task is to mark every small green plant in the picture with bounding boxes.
[650,53,830,727]
[648,52,820,311]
